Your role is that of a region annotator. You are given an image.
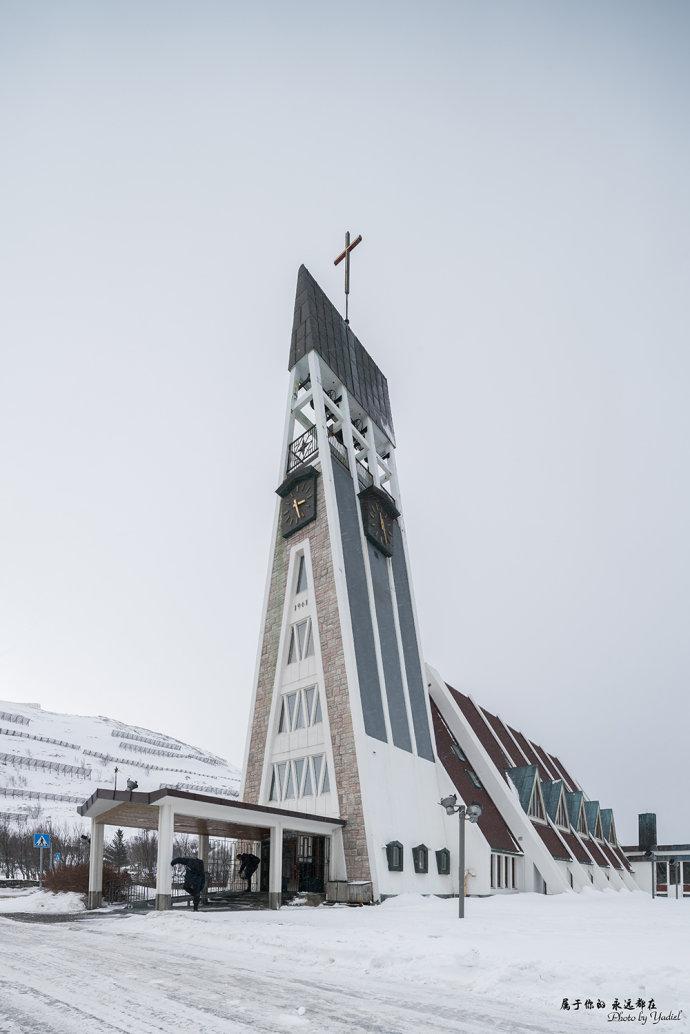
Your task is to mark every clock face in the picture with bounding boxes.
[362,496,396,557]
[280,475,317,538]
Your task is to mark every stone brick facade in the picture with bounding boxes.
[243,476,372,883]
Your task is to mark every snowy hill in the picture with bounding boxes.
[0,699,241,829]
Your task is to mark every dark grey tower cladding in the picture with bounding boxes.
[289,265,395,444]
[639,813,657,854]
[287,264,436,763]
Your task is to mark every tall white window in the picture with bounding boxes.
[277,685,323,733]
[491,854,516,890]
[287,618,314,664]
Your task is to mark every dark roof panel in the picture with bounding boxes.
[584,837,610,867]
[508,727,551,779]
[446,687,513,772]
[562,830,592,865]
[481,710,521,767]
[533,821,573,862]
[431,701,521,855]
[599,841,623,870]
[547,753,579,793]
[289,265,395,442]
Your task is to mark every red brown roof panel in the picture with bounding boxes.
[584,838,610,867]
[508,727,552,780]
[613,847,633,872]
[547,754,579,793]
[446,686,513,773]
[432,701,521,856]
[561,830,592,865]
[533,821,573,862]
[480,709,521,768]
[599,842,623,870]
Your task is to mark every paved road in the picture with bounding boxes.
[0,913,567,1034]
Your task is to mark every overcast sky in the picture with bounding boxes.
[1,1,688,843]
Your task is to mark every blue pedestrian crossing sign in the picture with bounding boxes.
[54,852,62,863]
[33,833,51,849]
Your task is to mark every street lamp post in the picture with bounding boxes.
[440,794,482,919]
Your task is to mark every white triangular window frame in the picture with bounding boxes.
[287,619,314,664]
[593,811,604,840]
[607,816,618,846]
[555,791,569,829]
[294,758,305,795]
[528,778,546,821]
[577,802,587,834]
[302,758,314,797]
[312,754,323,792]
[283,762,296,799]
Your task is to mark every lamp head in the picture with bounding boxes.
[466,803,483,823]
[440,794,458,815]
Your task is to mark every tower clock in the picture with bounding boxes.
[358,485,400,557]
[276,466,318,538]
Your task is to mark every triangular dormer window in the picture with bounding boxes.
[577,804,587,834]
[594,813,603,840]
[555,793,569,829]
[528,780,545,821]
[608,818,618,846]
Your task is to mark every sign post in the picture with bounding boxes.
[33,833,52,880]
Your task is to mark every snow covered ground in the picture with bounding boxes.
[0,890,687,1033]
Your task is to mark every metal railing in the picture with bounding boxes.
[356,459,374,490]
[329,436,350,472]
[286,426,318,473]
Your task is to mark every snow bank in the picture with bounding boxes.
[0,888,85,914]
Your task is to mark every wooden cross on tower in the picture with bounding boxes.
[334,230,363,325]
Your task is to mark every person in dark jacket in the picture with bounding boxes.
[171,856,206,911]
[236,852,260,893]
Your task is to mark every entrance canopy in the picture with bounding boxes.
[79,787,346,911]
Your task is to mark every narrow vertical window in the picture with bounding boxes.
[302,758,314,797]
[304,686,315,723]
[313,691,323,725]
[312,754,323,791]
[491,855,496,889]
[293,693,305,730]
[303,620,314,658]
[278,698,288,733]
[268,767,278,801]
[283,762,296,799]
[286,692,297,729]
[287,628,298,665]
[296,555,308,594]
[321,760,330,794]
[276,762,287,799]
[294,758,305,796]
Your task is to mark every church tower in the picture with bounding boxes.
[242,265,450,899]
